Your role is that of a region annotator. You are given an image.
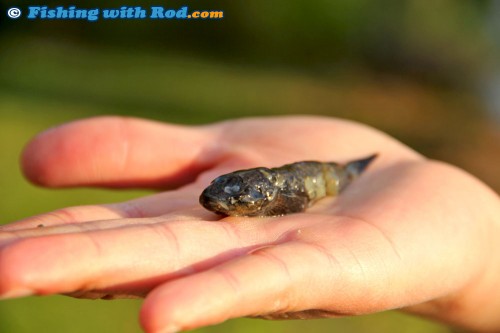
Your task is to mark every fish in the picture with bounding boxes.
[199,154,377,217]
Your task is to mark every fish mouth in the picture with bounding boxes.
[199,190,230,215]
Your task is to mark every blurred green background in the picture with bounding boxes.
[0,0,498,332]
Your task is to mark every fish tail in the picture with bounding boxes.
[345,153,378,178]
[336,153,378,191]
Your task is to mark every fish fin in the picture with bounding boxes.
[262,193,308,216]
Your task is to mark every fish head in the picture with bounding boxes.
[199,168,277,216]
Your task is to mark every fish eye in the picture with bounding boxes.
[224,184,241,195]
[212,175,244,196]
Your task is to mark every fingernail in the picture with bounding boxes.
[0,288,33,300]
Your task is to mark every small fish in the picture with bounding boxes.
[199,154,377,217]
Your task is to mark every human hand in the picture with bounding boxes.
[1,116,499,333]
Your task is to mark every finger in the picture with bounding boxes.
[0,205,127,232]
[0,219,252,299]
[1,185,202,231]
[21,116,223,188]
[0,211,329,300]
[0,207,219,243]
[139,237,396,333]
[137,219,467,333]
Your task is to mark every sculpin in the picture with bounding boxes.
[199,154,377,217]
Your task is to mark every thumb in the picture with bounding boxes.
[21,116,222,188]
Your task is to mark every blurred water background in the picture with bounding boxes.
[0,1,498,332]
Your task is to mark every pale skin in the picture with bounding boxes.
[0,116,499,333]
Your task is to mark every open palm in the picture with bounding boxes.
[1,116,499,333]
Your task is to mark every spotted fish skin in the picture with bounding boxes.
[199,154,377,217]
